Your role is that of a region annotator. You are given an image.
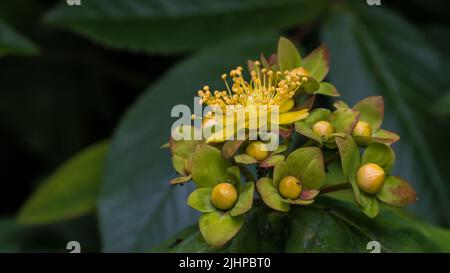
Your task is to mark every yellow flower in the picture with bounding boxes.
[197,61,309,143]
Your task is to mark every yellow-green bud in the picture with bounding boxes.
[356,163,386,194]
[312,120,334,137]
[353,121,372,138]
[245,141,269,161]
[278,176,302,200]
[211,183,238,210]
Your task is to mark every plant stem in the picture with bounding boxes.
[320,183,351,194]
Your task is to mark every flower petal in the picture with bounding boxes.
[230,182,254,216]
[199,211,244,248]
[187,188,215,212]
[353,96,384,131]
[256,177,290,212]
[279,98,295,112]
[277,109,309,125]
[376,176,417,206]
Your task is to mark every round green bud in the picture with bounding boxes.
[353,121,372,138]
[312,120,334,137]
[356,163,386,194]
[278,176,302,200]
[245,141,269,161]
[211,183,238,210]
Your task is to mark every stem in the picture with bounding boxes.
[320,183,351,194]
[239,165,257,182]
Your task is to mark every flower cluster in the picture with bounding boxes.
[166,37,416,248]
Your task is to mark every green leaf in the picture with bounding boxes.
[377,176,417,206]
[259,154,285,168]
[362,142,395,173]
[45,0,326,54]
[159,192,450,253]
[295,121,322,146]
[353,96,384,132]
[171,155,188,176]
[234,154,258,164]
[315,82,340,97]
[329,108,359,134]
[304,108,331,127]
[322,161,348,188]
[335,136,360,177]
[99,31,282,252]
[0,19,38,56]
[282,147,325,189]
[187,188,215,213]
[226,166,242,193]
[222,140,244,159]
[357,191,379,218]
[191,144,232,188]
[199,211,244,248]
[256,177,290,212]
[17,141,109,225]
[434,92,450,116]
[277,37,302,71]
[230,182,254,216]
[372,129,400,143]
[323,4,450,226]
[301,44,330,81]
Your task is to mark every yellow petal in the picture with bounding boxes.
[277,109,309,125]
[279,98,295,113]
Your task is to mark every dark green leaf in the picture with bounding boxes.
[45,0,326,53]
[17,141,109,225]
[0,19,38,56]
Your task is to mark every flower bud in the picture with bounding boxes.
[353,121,372,138]
[312,120,334,137]
[211,183,238,210]
[278,176,302,199]
[245,141,269,161]
[356,163,386,194]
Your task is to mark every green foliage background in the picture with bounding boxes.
[1,0,449,252]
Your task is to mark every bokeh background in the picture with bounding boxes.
[0,0,449,252]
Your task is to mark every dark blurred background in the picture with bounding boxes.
[0,0,449,252]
